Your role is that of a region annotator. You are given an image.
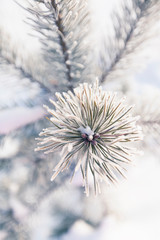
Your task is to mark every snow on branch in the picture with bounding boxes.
[0,53,49,110]
[99,0,160,84]
[28,0,92,90]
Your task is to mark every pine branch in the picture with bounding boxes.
[51,0,72,84]
[99,0,160,84]
[27,0,92,90]
[0,27,56,95]
[0,53,50,110]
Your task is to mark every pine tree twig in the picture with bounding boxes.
[0,53,50,110]
[0,26,55,95]
[25,0,92,90]
[51,0,72,85]
[99,0,160,84]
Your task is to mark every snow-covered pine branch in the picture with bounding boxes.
[28,0,92,91]
[0,53,50,110]
[99,0,160,83]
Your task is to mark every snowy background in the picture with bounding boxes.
[0,0,160,239]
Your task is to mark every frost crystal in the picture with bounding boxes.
[35,81,142,196]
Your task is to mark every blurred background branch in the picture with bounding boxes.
[98,0,160,84]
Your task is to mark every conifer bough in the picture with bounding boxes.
[35,81,142,195]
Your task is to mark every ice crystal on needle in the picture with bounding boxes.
[35,81,142,195]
